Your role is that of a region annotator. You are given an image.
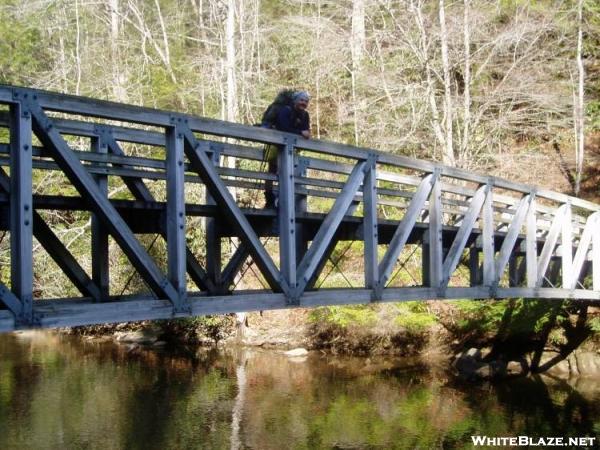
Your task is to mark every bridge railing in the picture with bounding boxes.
[0,85,598,330]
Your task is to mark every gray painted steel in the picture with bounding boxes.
[0,85,599,330]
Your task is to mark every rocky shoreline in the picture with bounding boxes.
[71,317,600,383]
[453,346,600,380]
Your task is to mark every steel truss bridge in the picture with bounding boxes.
[0,85,599,331]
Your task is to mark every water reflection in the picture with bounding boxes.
[0,332,598,449]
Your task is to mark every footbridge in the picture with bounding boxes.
[0,85,599,331]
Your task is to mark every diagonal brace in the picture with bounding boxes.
[536,204,567,287]
[0,167,101,300]
[101,129,217,294]
[179,124,289,295]
[0,281,23,317]
[570,212,600,289]
[25,97,180,306]
[493,195,531,289]
[376,173,435,296]
[220,241,250,292]
[441,184,487,289]
[295,160,367,298]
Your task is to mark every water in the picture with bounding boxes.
[0,332,598,449]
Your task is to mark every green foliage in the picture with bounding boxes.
[587,100,600,131]
[309,301,438,341]
[587,316,600,333]
[0,6,49,85]
[309,305,377,328]
[394,302,438,333]
[452,299,565,337]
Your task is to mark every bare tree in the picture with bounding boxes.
[460,0,471,167]
[438,0,455,166]
[574,0,585,195]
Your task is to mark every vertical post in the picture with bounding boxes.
[279,138,296,298]
[10,98,33,324]
[482,182,495,287]
[166,119,187,311]
[91,130,109,301]
[206,146,222,286]
[363,155,378,289]
[295,157,309,264]
[429,169,443,290]
[526,194,538,288]
[561,202,573,289]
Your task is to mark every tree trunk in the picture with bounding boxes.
[461,0,471,168]
[439,0,455,166]
[108,0,128,102]
[574,0,585,195]
[350,0,365,146]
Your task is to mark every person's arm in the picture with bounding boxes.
[275,106,299,134]
[300,112,310,139]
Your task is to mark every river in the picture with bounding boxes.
[0,332,598,449]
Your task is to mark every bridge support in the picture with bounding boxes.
[91,128,110,301]
[9,98,34,324]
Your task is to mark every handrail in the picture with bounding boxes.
[1,84,598,213]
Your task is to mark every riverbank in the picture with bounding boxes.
[66,298,600,381]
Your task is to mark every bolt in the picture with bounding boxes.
[24,220,29,226]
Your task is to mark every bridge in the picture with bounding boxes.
[0,85,598,331]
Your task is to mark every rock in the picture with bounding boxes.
[479,347,493,360]
[474,364,492,379]
[453,348,488,379]
[153,341,167,347]
[114,330,159,345]
[505,360,526,376]
[465,348,481,359]
[538,352,571,377]
[284,348,308,357]
[573,351,600,377]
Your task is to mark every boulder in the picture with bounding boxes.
[505,360,526,376]
[573,351,600,377]
[474,364,492,379]
[114,329,159,345]
[284,348,308,357]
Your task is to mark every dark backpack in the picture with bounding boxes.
[260,89,295,128]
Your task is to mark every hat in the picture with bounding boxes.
[293,91,310,103]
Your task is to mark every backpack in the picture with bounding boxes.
[260,89,295,128]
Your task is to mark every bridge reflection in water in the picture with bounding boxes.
[0,85,599,330]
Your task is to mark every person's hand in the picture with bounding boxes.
[301,130,310,139]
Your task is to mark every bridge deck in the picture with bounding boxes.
[0,85,599,331]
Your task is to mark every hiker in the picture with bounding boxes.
[262,90,311,208]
